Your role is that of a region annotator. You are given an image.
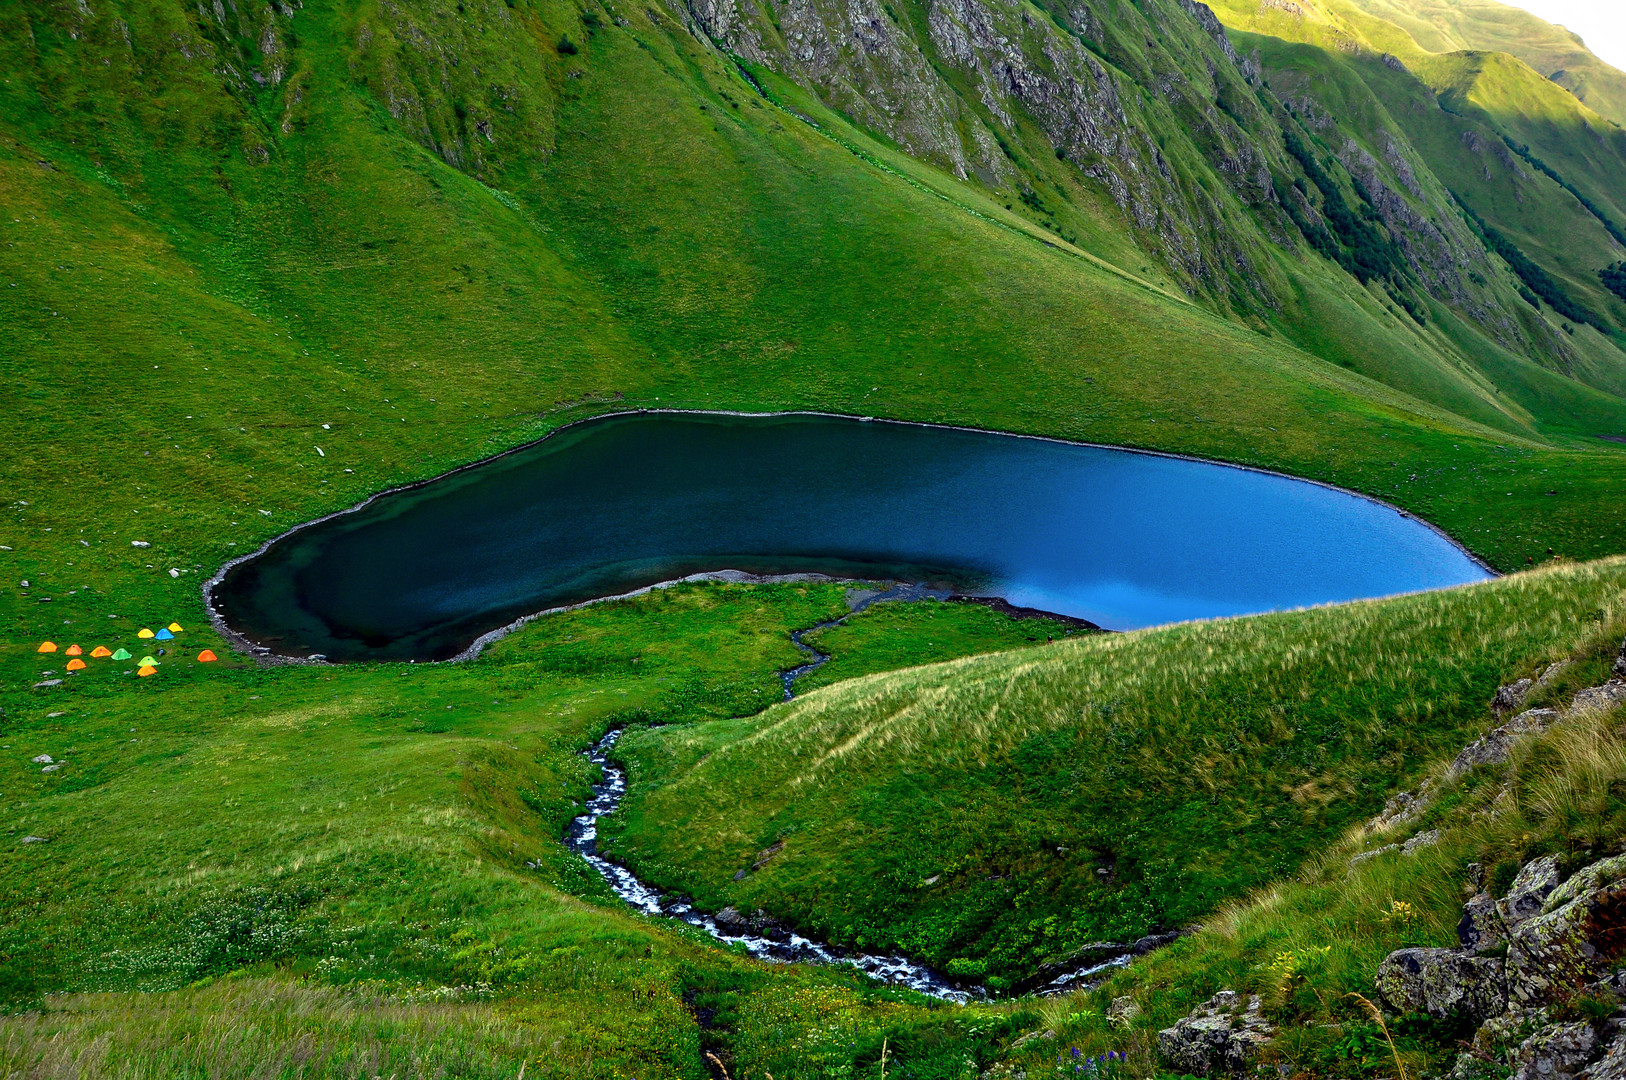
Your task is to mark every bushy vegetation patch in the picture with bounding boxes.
[1281,129,1401,285]
[1454,196,1604,331]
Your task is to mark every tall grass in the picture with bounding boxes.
[985,639,1626,1079]
[612,558,1626,980]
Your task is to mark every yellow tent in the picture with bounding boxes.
[137,628,155,639]
[37,641,57,653]
[167,622,184,633]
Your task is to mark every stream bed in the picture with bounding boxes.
[562,729,1132,1002]
[564,729,979,1001]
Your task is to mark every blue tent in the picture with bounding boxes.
[154,628,174,641]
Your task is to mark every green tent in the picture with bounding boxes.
[112,648,132,661]
[138,655,159,667]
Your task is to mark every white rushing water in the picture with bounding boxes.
[564,729,977,1003]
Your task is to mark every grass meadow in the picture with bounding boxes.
[611,558,1626,982]
[5,0,1626,1074]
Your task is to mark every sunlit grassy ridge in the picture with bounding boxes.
[1339,0,1626,127]
[1205,0,1626,352]
[611,558,1626,983]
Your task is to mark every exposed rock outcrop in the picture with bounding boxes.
[1500,855,1564,930]
[1459,891,1507,952]
[1506,856,1626,1007]
[1374,947,1507,1021]
[1511,1022,1601,1080]
[712,905,793,941]
[1453,709,1563,775]
[1157,991,1275,1075]
[1371,848,1626,1080]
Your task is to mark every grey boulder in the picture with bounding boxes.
[1506,860,1626,1007]
[1107,995,1142,1026]
[1453,710,1561,775]
[1500,855,1564,929]
[1459,891,1507,952]
[1493,679,1537,714]
[1157,991,1275,1075]
[1374,947,1507,1022]
[1571,682,1626,716]
[1510,1022,1600,1080]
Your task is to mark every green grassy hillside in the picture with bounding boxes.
[1204,0,1626,355]
[1342,0,1626,127]
[6,554,1626,1076]
[1,581,1064,1077]
[962,622,1626,1080]
[610,558,1626,983]
[6,0,1626,1073]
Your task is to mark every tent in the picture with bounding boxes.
[138,628,155,639]
[197,650,218,663]
[66,658,86,671]
[137,665,157,677]
[111,648,132,661]
[37,641,57,653]
[167,622,184,633]
[139,656,159,667]
[65,644,83,656]
[154,628,174,641]
[91,646,112,658]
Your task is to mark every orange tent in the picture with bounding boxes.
[66,658,87,671]
[37,641,57,653]
[65,644,82,656]
[197,650,218,663]
[91,646,112,658]
[137,664,158,677]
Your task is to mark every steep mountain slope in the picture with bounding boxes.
[1203,0,1626,363]
[669,0,1626,426]
[5,0,1626,454]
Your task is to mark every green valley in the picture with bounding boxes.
[6,0,1626,1074]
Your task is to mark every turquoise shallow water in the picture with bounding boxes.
[210,412,1492,661]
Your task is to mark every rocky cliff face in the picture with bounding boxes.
[674,0,1300,308]
[663,0,1573,362]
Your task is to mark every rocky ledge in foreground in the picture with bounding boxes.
[1153,638,1626,1078]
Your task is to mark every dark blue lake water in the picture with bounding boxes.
[210,412,1491,661]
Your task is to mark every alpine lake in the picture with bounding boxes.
[210,412,1493,662]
